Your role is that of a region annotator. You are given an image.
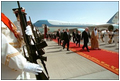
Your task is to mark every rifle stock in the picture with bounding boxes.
[17,1,49,80]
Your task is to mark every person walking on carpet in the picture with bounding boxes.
[91,27,100,50]
[76,31,82,47]
[82,27,91,52]
[56,29,61,45]
[63,29,71,51]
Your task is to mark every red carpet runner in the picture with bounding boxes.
[53,39,119,75]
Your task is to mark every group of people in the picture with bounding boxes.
[56,27,91,52]
[72,28,91,52]
[72,30,82,47]
[56,29,71,51]
[55,27,119,52]
[46,33,56,41]
[98,29,119,46]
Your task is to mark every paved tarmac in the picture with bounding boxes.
[29,38,119,80]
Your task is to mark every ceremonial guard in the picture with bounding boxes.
[1,13,43,80]
[13,8,32,79]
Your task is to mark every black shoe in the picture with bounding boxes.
[82,47,84,50]
[87,50,90,52]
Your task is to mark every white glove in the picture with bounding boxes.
[25,25,32,36]
[23,62,43,75]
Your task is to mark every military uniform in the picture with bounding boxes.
[1,13,43,80]
[2,33,27,79]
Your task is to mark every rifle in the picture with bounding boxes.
[29,16,49,78]
[29,16,47,47]
[17,1,49,80]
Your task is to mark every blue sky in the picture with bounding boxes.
[1,1,118,24]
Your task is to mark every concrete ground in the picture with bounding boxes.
[29,38,119,80]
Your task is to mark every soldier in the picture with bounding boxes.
[1,13,43,79]
[13,8,32,79]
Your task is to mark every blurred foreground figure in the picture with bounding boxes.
[1,13,43,80]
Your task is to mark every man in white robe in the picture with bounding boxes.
[114,29,119,46]
[104,29,109,44]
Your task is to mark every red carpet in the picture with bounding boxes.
[53,39,119,75]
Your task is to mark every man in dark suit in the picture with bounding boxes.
[63,29,71,51]
[61,29,65,46]
[76,31,82,47]
[82,27,91,52]
[72,29,77,43]
[56,29,61,45]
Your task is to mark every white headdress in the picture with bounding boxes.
[94,28,97,36]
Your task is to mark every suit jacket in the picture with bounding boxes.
[72,32,76,37]
[82,31,91,43]
[63,32,71,42]
[60,32,64,40]
[76,33,81,41]
[56,31,61,38]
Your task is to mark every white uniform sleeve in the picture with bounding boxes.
[2,33,27,72]
[25,25,32,36]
